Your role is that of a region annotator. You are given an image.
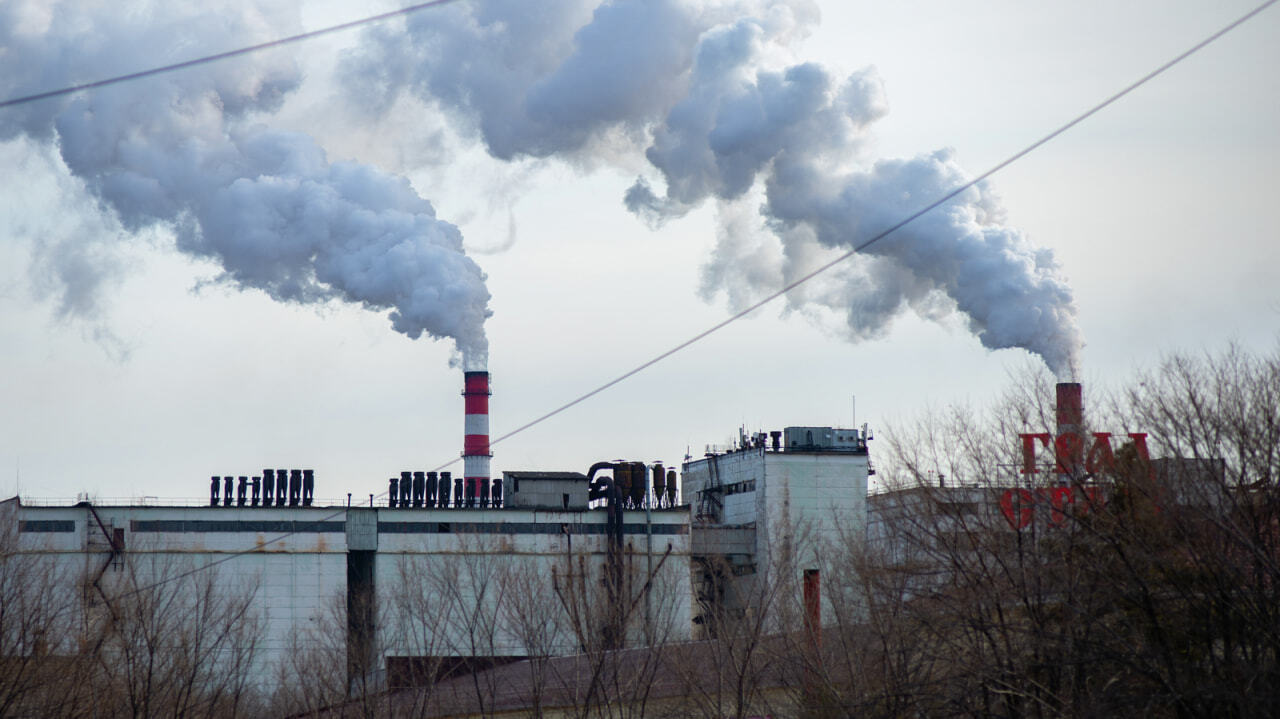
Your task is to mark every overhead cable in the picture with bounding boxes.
[113,0,1277,597]
[0,0,466,110]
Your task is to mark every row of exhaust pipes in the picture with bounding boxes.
[387,471,501,509]
[209,469,313,507]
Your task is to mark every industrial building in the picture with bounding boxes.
[681,425,874,634]
[2,443,872,695]
[3,491,693,684]
[0,371,695,696]
[1,368,890,708]
[16,377,1200,716]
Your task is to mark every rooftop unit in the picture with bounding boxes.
[782,425,869,453]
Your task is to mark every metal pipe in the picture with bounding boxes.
[275,469,288,507]
[303,469,314,506]
[262,469,274,506]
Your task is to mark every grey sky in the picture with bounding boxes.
[1,0,1276,502]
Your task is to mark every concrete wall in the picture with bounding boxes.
[681,448,767,526]
[11,501,348,678]
[376,506,692,658]
[5,499,693,684]
[681,445,869,632]
[504,478,590,510]
[761,451,867,564]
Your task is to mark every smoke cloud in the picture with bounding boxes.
[1,0,490,365]
[5,0,1082,376]
[339,0,1082,376]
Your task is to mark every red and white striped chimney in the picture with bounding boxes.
[462,371,491,506]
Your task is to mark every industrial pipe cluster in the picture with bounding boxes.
[588,461,678,510]
[386,470,503,509]
[209,468,314,507]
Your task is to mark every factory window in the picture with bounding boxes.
[513,478,519,492]
[562,494,570,510]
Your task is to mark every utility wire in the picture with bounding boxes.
[0,0,465,110]
[113,0,1276,597]
[487,0,1280,453]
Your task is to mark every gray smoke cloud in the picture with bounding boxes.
[339,0,1081,377]
[1,0,491,366]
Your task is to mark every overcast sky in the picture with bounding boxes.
[2,0,1277,503]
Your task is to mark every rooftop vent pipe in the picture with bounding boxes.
[275,468,288,507]
[440,471,452,508]
[303,469,314,506]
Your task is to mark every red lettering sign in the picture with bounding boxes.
[1000,488,1035,529]
[999,485,1108,530]
[1021,431,1150,478]
[1019,433,1051,474]
[1085,433,1115,474]
[1003,430,1152,529]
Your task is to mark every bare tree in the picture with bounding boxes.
[417,535,512,719]
[496,558,568,718]
[272,590,362,718]
[89,552,264,718]
[670,552,790,719]
[0,507,95,717]
[836,345,1280,717]
[549,536,685,719]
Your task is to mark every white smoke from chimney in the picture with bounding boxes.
[1,0,490,361]
[339,0,1082,377]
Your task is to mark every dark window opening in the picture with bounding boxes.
[347,550,376,689]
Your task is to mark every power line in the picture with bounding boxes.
[486,0,1280,454]
[0,0,466,110]
[116,0,1276,597]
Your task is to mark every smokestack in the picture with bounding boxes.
[463,371,492,506]
[802,568,822,703]
[1056,382,1083,434]
[1056,382,1084,480]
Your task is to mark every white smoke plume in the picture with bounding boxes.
[339,0,1081,376]
[0,0,491,365]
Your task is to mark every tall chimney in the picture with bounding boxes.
[1055,382,1084,480]
[463,371,492,507]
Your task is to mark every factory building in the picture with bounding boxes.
[0,371,695,694]
[681,425,873,635]
[1,431,873,696]
[1,366,894,709]
[3,486,693,689]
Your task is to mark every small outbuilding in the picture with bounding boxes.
[502,471,590,510]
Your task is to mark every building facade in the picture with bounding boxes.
[1,488,692,690]
[681,426,872,634]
